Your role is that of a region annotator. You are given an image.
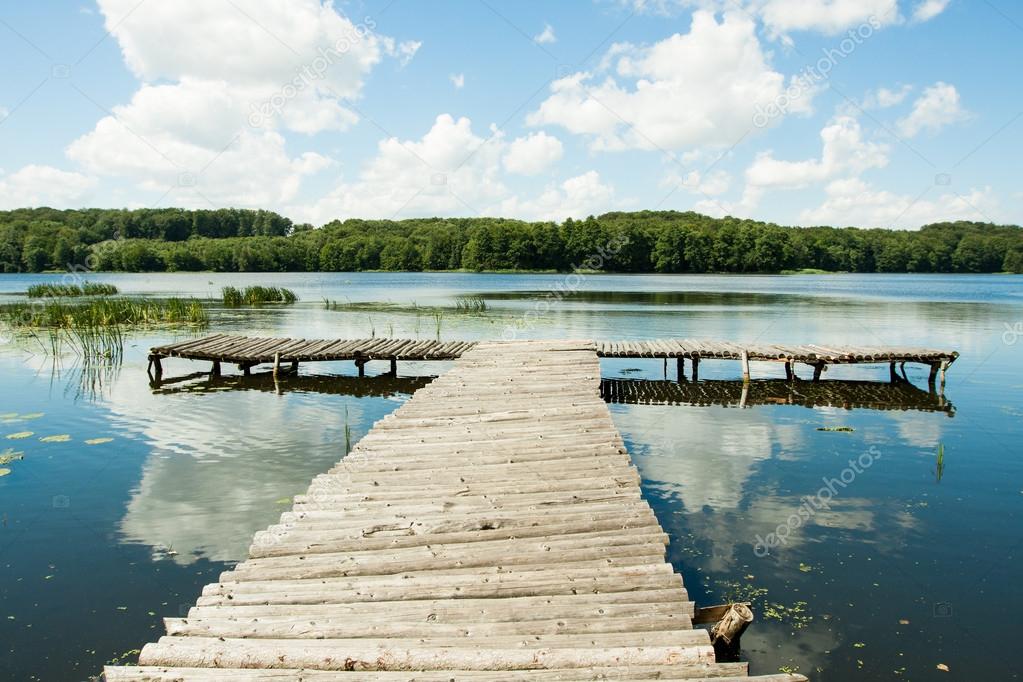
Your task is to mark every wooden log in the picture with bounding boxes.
[104,663,786,681]
[137,636,716,670]
[709,603,753,661]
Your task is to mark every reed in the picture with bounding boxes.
[0,297,208,359]
[222,286,297,306]
[26,282,118,298]
[454,295,487,313]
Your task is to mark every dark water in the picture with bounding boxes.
[1,272,1021,680]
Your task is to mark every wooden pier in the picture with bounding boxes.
[149,334,958,386]
[109,341,807,681]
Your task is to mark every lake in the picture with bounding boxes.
[1,272,1021,680]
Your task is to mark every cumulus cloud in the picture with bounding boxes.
[911,0,950,22]
[860,84,913,109]
[745,116,889,189]
[801,178,996,228]
[528,11,813,152]
[896,82,968,137]
[295,115,607,224]
[499,171,615,222]
[503,132,563,175]
[295,114,507,223]
[757,0,897,35]
[67,0,408,207]
[0,165,97,209]
[621,0,900,35]
[534,23,557,44]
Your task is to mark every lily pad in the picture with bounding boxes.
[0,449,24,465]
[40,434,72,443]
[6,432,33,440]
[85,438,114,446]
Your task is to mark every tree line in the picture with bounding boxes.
[1,207,1021,274]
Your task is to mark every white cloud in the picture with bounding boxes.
[620,0,900,35]
[534,23,557,44]
[911,0,950,22]
[862,84,913,109]
[450,73,465,89]
[528,11,813,152]
[801,178,997,228]
[499,171,615,222]
[295,114,509,223]
[757,0,897,35]
[295,116,610,224]
[393,40,422,67]
[67,80,332,207]
[503,132,563,175]
[0,165,97,209]
[745,116,889,189]
[65,0,409,207]
[896,82,968,137]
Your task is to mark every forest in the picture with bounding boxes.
[1,206,1021,274]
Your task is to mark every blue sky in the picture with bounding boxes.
[0,0,1020,228]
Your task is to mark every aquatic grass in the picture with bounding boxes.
[454,295,487,313]
[0,297,208,359]
[222,286,297,306]
[26,282,119,298]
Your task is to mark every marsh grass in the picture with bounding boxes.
[454,295,487,313]
[222,286,297,306]
[27,282,119,298]
[0,297,208,359]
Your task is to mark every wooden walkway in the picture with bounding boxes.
[149,334,957,385]
[108,341,806,681]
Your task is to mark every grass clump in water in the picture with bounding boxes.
[27,282,119,298]
[454,295,487,313]
[0,297,208,359]
[222,286,297,306]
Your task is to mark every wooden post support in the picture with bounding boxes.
[691,357,700,382]
[676,357,685,382]
[812,362,825,382]
[927,362,939,388]
[739,381,749,409]
[211,360,221,377]
[889,361,898,383]
[740,350,750,383]
[709,602,754,661]
[355,357,367,378]
[784,361,793,381]
[390,357,398,377]
[149,355,163,378]
[272,353,281,378]
[663,357,667,380]
[291,360,299,374]
[939,359,949,390]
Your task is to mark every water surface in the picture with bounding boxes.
[1,272,1020,680]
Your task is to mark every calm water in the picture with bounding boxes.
[1,272,1021,681]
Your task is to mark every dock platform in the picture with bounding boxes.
[109,341,808,681]
[149,335,958,385]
